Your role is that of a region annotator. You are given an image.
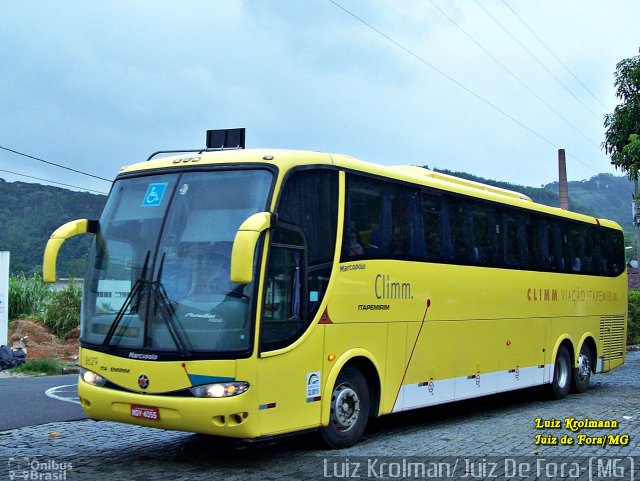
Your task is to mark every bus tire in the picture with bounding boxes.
[571,343,592,394]
[320,366,370,449]
[549,345,572,399]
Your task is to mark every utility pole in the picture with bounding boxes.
[0,252,8,346]
[634,178,640,263]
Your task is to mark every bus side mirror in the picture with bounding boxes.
[230,212,275,284]
[43,219,99,283]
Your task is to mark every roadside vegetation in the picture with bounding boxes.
[8,273,49,323]
[3,273,81,376]
[9,358,63,376]
[627,290,640,346]
[9,273,81,336]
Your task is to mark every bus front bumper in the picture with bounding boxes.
[78,380,260,439]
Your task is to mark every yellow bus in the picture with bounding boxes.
[43,130,627,448]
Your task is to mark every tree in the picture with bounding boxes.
[603,51,640,258]
[603,51,640,177]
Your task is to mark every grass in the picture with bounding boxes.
[8,273,82,337]
[9,358,63,376]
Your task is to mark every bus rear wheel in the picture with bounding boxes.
[320,366,370,449]
[549,345,572,399]
[571,343,592,393]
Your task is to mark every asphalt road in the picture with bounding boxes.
[0,374,85,430]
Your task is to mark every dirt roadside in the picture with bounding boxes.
[6,318,79,363]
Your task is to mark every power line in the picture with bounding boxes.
[427,0,599,149]
[499,0,609,111]
[0,167,109,195]
[472,0,602,121]
[326,0,600,174]
[0,145,112,182]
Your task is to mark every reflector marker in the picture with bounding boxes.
[318,307,333,324]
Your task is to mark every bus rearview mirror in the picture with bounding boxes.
[43,219,99,283]
[230,212,275,284]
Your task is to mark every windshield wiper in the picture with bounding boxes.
[152,253,193,357]
[102,250,151,348]
[102,251,193,357]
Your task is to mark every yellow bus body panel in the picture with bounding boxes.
[328,260,626,414]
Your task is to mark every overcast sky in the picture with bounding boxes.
[1,1,638,195]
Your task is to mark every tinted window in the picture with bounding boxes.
[261,169,338,352]
[418,192,442,261]
[340,173,624,277]
[343,175,407,260]
[278,169,338,267]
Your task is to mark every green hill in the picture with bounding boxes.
[544,173,634,229]
[0,178,106,276]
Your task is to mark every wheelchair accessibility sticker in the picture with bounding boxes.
[142,182,168,207]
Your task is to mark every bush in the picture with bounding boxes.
[8,273,49,320]
[10,358,62,375]
[43,280,82,337]
[628,289,640,346]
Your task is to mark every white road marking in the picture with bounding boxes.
[45,384,81,405]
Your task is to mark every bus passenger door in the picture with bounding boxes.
[256,227,325,436]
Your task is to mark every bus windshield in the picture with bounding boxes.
[81,169,273,357]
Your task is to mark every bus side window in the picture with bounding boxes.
[261,227,306,352]
[343,175,407,260]
[548,221,563,270]
[449,199,473,263]
[501,210,523,268]
[585,227,596,274]
[560,229,571,272]
[538,216,550,269]
[407,189,427,259]
[523,215,534,269]
[604,229,625,276]
[569,224,589,273]
[418,191,442,261]
[470,205,495,266]
[343,176,378,259]
[439,196,454,262]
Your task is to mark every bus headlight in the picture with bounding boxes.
[189,382,249,398]
[80,368,107,387]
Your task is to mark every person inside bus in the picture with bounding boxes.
[572,257,582,272]
[349,231,364,256]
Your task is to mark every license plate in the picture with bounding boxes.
[130,405,160,421]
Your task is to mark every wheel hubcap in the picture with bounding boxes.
[577,352,591,381]
[332,384,360,431]
[556,356,569,388]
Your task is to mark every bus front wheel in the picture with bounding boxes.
[320,366,370,449]
[571,343,592,393]
[549,345,572,399]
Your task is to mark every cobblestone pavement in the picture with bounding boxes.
[0,352,638,480]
